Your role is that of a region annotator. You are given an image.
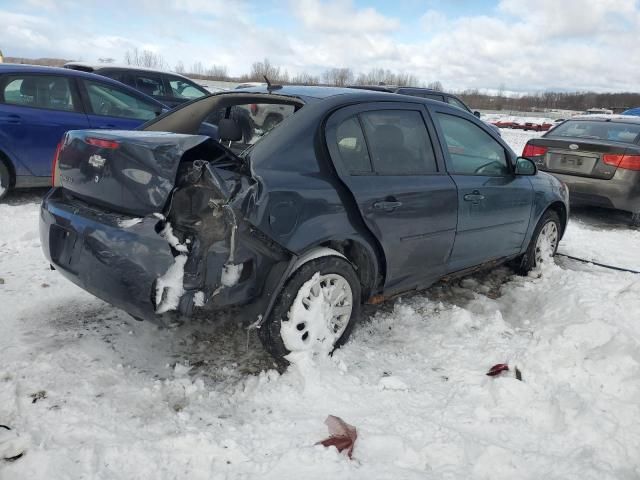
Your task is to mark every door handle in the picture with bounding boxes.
[373,200,403,211]
[0,114,21,124]
[463,190,485,202]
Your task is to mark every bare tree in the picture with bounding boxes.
[206,65,228,80]
[291,72,320,85]
[124,48,165,69]
[426,81,443,91]
[249,58,287,82]
[322,68,354,86]
[353,69,419,87]
[174,61,185,73]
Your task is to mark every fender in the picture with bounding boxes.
[0,136,33,177]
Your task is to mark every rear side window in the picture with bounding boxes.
[548,120,640,143]
[1,75,75,112]
[436,113,509,176]
[335,116,372,173]
[423,93,445,102]
[83,80,158,120]
[360,110,438,175]
[135,74,165,97]
[446,96,470,112]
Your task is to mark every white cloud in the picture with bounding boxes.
[3,1,640,92]
[290,0,399,33]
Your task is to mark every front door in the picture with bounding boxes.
[431,108,534,272]
[78,78,161,130]
[325,102,458,293]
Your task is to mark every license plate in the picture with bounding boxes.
[548,153,596,174]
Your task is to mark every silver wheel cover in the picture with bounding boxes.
[281,272,353,354]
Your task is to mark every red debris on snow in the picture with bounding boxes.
[316,415,357,459]
[486,363,510,376]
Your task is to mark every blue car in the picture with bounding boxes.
[0,64,166,199]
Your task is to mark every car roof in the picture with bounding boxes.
[567,114,640,124]
[233,84,398,102]
[64,62,192,79]
[347,85,449,96]
[0,63,166,107]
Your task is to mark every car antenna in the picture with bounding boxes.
[264,75,282,93]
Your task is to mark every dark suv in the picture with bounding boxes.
[348,85,480,117]
[40,86,568,364]
[63,63,209,108]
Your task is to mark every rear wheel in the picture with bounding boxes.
[0,160,11,201]
[514,210,561,274]
[258,256,361,364]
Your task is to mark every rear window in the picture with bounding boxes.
[548,120,640,143]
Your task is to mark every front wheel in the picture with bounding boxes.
[514,210,561,274]
[258,256,361,364]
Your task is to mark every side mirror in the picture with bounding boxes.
[473,111,481,118]
[515,156,537,175]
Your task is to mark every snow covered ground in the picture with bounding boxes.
[2,130,640,479]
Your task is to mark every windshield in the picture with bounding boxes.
[547,120,640,143]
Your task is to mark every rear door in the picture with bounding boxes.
[431,107,533,271]
[325,102,458,292]
[0,73,89,177]
[78,78,161,129]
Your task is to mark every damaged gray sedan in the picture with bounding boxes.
[40,86,568,362]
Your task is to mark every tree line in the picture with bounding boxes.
[5,50,640,111]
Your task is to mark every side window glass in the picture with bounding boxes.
[423,94,445,102]
[436,113,509,176]
[359,110,438,175]
[83,80,158,120]
[135,74,165,97]
[167,77,206,100]
[335,116,372,173]
[1,75,75,112]
[446,96,469,112]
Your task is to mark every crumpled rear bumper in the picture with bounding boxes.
[40,189,177,324]
[40,188,293,326]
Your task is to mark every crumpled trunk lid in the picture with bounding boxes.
[57,130,213,217]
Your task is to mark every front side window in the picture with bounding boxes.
[437,113,509,176]
[167,76,207,100]
[1,75,75,112]
[83,80,158,120]
[135,74,165,97]
[360,110,438,175]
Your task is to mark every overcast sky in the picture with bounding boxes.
[1,0,639,93]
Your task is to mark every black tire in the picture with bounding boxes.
[258,256,361,364]
[0,160,11,201]
[513,209,561,275]
[631,212,640,228]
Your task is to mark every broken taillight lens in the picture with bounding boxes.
[85,137,120,149]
